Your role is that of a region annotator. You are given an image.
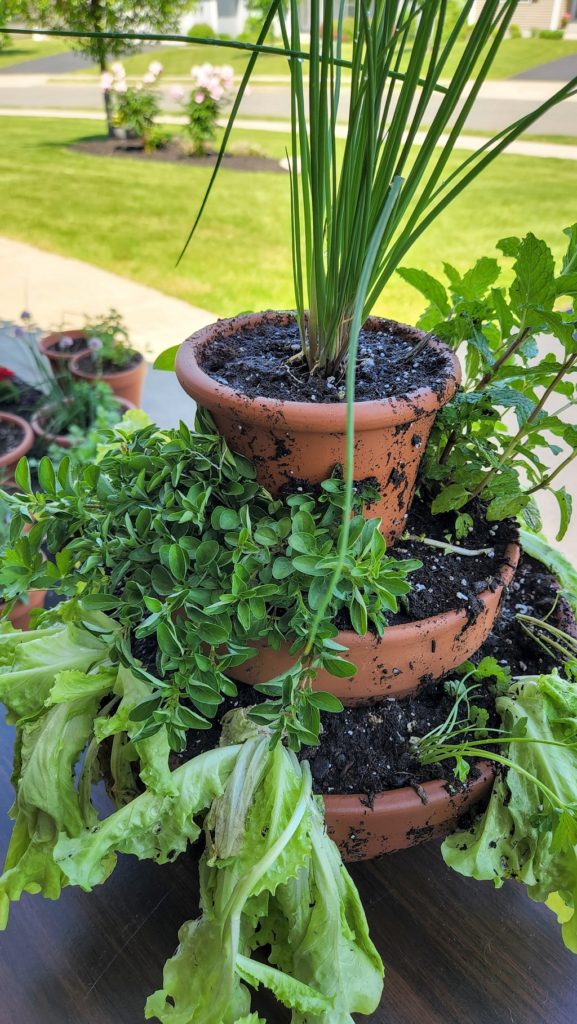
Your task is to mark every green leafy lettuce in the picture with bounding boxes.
[442,674,577,952]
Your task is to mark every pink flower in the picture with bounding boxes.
[220,65,234,82]
[209,84,224,102]
[88,337,103,351]
[111,62,126,79]
[143,71,156,85]
[148,61,164,77]
[170,85,185,101]
[114,79,128,94]
[100,71,114,91]
[194,91,205,104]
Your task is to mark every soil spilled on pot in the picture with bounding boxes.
[0,420,25,456]
[198,316,453,403]
[168,552,570,799]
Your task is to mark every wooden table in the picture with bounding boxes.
[1,714,575,1024]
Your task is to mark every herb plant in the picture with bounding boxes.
[403,225,577,540]
[1,412,419,752]
[82,307,136,369]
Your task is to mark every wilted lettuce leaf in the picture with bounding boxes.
[442,674,577,952]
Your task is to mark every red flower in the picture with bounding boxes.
[0,367,15,380]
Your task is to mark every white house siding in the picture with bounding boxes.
[469,0,570,31]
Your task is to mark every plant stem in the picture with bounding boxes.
[469,352,577,502]
[527,448,577,496]
[403,534,494,557]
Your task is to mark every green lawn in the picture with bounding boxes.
[1,116,576,323]
[82,35,577,81]
[0,37,70,69]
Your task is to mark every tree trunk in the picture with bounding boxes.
[98,55,114,137]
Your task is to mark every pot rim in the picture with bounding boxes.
[323,758,495,812]
[31,396,135,446]
[334,538,520,643]
[69,349,145,382]
[176,310,462,430]
[39,330,90,362]
[0,411,35,467]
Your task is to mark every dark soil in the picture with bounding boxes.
[51,336,87,354]
[198,316,453,403]
[71,138,285,174]
[167,550,572,798]
[0,375,44,420]
[0,420,25,456]
[73,350,142,376]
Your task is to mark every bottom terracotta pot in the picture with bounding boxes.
[2,589,47,631]
[324,760,495,862]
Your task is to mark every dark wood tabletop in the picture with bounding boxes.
[1,714,575,1024]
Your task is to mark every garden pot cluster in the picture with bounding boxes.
[177,312,518,860]
[40,329,147,406]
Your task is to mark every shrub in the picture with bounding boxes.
[508,23,522,39]
[539,29,564,39]
[187,22,216,39]
[174,65,235,156]
[102,61,163,145]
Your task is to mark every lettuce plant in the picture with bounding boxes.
[0,607,384,1020]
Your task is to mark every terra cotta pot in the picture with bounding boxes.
[325,761,495,861]
[39,330,90,377]
[31,397,135,449]
[70,351,147,407]
[0,412,34,473]
[1,589,47,631]
[176,312,461,544]
[228,540,520,702]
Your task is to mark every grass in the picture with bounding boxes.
[0,37,70,69]
[1,115,576,323]
[73,35,577,81]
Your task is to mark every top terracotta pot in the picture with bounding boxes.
[0,412,35,473]
[176,312,461,544]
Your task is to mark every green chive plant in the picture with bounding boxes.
[187,0,577,379]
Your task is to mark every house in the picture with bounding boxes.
[182,0,251,38]
[469,0,576,32]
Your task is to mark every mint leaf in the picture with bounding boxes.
[459,257,500,300]
[397,267,450,315]
[431,484,471,514]
[510,233,556,313]
[553,486,573,543]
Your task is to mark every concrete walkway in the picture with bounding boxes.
[0,237,215,361]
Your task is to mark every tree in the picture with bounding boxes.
[16,1,193,133]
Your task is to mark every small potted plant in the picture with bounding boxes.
[31,378,133,449]
[69,309,147,405]
[0,368,34,472]
[39,330,90,377]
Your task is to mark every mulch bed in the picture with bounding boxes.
[71,137,286,174]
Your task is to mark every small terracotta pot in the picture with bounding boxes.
[70,351,147,406]
[0,412,35,473]
[228,541,520,702]
[325,761,495,861]
[1,589,47,631]
[39,330,90,376]
[176,312,461,544]
[31,397,135,449]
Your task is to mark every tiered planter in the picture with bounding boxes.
[176,312,514,861]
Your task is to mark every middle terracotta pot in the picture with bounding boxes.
[228,539,520,702]
[176,311,461,544]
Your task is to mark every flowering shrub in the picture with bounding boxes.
[175,64,235,156]
[101,61,165,150]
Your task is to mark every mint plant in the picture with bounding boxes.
[401,225,577,540]
[1,412,419,753]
